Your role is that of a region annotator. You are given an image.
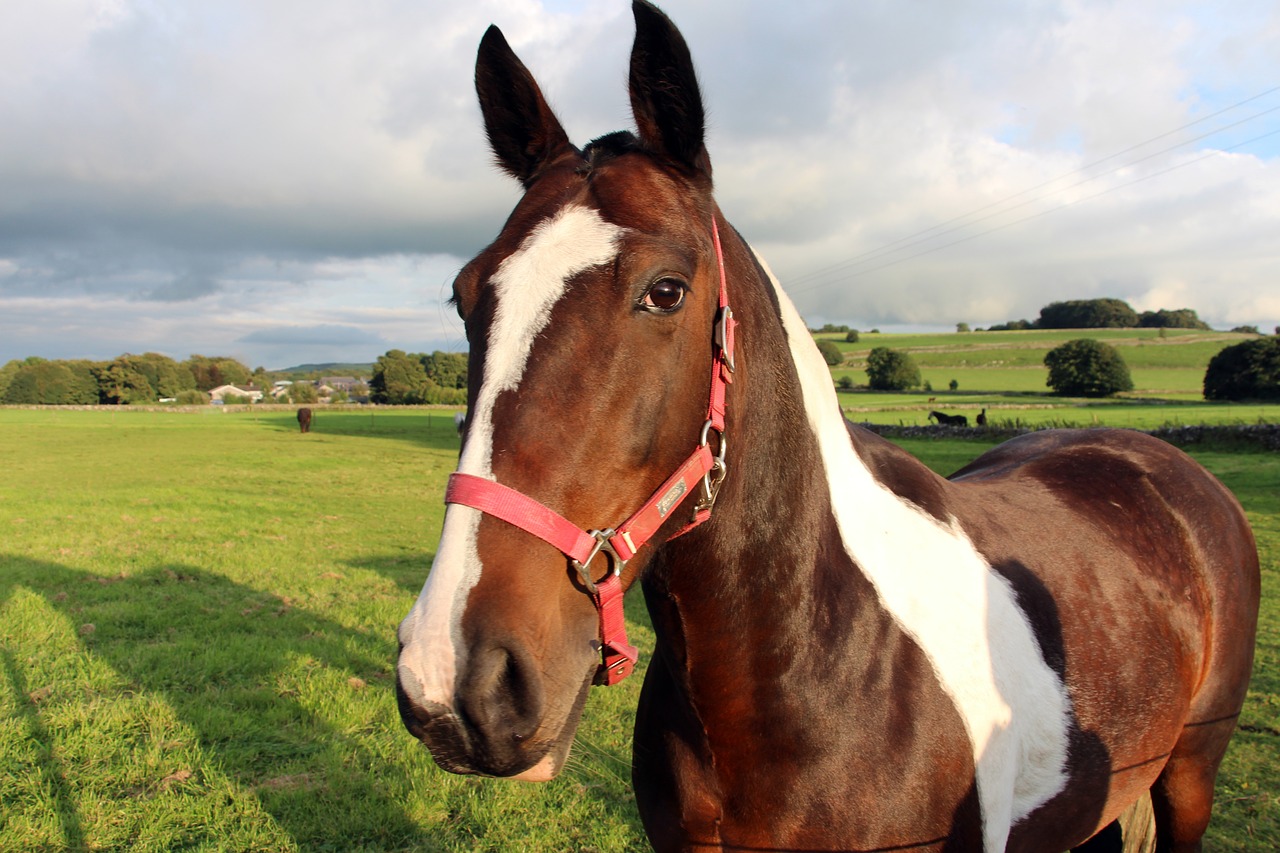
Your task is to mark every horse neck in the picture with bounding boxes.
[643,234,951,692]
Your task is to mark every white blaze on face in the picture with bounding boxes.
[755,251,1071,853]
[397,205,624,713]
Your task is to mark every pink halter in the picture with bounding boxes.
[445,218,736,686]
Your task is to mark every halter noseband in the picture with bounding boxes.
[445,218,736,686]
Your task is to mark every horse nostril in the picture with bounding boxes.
[460,642,545,753]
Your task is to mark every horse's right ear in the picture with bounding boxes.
[475,26,572,187]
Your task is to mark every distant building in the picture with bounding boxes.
[319,376,361,392]
[208,384,264,403]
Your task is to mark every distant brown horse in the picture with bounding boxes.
[296,407,312,433]
[395,3,1260,850]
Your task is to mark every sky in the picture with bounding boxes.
[2,0,1278,370]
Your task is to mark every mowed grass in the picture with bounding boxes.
[1,408,1276,850]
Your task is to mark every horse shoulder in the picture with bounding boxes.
[846,420,954,522]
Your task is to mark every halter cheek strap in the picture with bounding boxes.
[445,218,736,686]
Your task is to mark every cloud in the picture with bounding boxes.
[0,0,1278,367]
[238,324,384,347]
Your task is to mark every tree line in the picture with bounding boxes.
[0,349,473,406]
[986,298,1215,331]
[0,353,261,405]
[368,350,468,405]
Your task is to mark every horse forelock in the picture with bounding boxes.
[398,203,625,713]
[751,249,1072,851]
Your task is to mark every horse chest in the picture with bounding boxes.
[637,550,995,850]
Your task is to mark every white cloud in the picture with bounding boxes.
[1,0,1278,366]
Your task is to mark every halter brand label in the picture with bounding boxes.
[657,479,688,517]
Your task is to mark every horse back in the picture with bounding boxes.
[940,428,1258,843]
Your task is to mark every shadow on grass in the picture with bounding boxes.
[1,646,87,850]
[3,553,654,850]
[350,549,653,838]
[346,551,438,598]
[0,555,443,852]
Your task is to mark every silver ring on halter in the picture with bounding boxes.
[697,420,728,513]
[572,529,625,595]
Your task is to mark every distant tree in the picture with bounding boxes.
[956,322,971,333]
[184,355,251,391]
[421,351,469,390]
[290,382,319,404]
[865,347,921,391]
[370,349,432,404]
[949,378,959,391]
[1038,298,1138,329]
[2,360,99,405]
[816,340,844,367]
[1230,325,1261,335]
[64,360,102,403]
[0,359,26,399]
[1203,337,1280,401]
[836,375,854,391]
[175,389,209,405]
[987,319,1033,331]
[109,353,196,400]
[844,330,860,343]
[1044,339,1134,397]
[1138,308,1211,330]
[94,358,156,404]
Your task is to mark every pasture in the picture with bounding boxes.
[826,327,1263,404]
[1,407,1275,851]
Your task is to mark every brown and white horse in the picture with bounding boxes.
[395,3,1259,850]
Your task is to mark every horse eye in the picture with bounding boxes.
[643,278,686,312]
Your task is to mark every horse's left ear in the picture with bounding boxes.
[476,25,572,186]
[629,1,710,177]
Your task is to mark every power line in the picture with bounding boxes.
[787,125,1280,297]
[785,84,1280,294]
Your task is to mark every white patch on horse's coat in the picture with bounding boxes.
[756,252,1071,852]
[398,205,624,711]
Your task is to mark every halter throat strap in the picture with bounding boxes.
[445,217,736,686]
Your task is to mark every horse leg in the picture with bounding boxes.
[1148,728,1231,853]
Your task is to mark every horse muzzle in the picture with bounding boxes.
[395,640,592,780]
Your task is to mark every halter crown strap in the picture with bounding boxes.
[445,217,734,686]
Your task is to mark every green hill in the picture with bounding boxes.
[274,362,373,377]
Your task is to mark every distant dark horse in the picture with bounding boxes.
[297,407,312,433]
[395,4,1259,851]
[930,409,969,427]
[977,407,989,427]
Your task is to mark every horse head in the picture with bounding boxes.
[396,1,729,781]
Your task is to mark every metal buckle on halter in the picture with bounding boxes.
[572,529,626,595]
[714,306,735,373]
[696,420,729,514]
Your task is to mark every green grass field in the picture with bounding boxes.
[824,327,1264,400]
[1,408,1276,851]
